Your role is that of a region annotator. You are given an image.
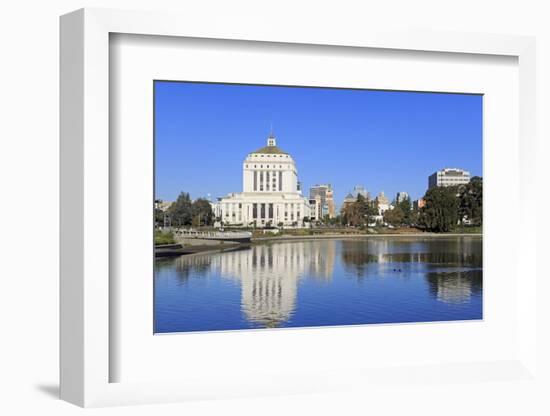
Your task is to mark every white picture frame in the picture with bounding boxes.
[60,7,538,407]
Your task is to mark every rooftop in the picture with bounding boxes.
[252,145,289,155]
[252,134,289,155]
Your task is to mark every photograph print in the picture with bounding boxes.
[154,81,483,334]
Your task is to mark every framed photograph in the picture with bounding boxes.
[60,8,538,407]
[152,81,483,334]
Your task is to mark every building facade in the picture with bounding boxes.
[309,195,324,222]
[375,191,391,214]
[395,191,409,204]
[210,198,222,220]
[309,184,336,219]
[428,168,471,189]
[155,200,173,212]
[219,134,311,227]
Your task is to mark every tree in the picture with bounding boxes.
[458,176,482,226]
[192,198,214,227]
[420,186,459,232]
[384,206,405,226]
[410,205,421,227]
[168,192,193,227]
[396,197,412,225]
[342,194,377,227]
[342,198,360,226]
[354,194,369,223]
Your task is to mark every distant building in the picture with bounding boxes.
[326,188,335,218]
[428,168,471,189]
[309,184,336,219]
[155,200,173,212]
[340,192,357,214]
[210,198,222,219]
[396,191,409,204]
[413,198,426,210]
[352,185,370,200]
[375,191,390,214]
[309,195,323,222]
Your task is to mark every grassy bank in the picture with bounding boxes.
[451,225,482,234]
[154,230,175,245]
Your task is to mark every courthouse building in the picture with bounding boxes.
[219,134,311,227]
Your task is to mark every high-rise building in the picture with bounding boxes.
[396,191,409,204]
[309,184,336,219]
[428,168,471,189]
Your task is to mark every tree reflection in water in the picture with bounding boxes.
[155,254,212,284]
[339,237,482,304]
[340,240,379,278]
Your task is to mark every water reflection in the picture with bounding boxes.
[154,237,483,332]
[340,240,379,277]
[217,242,336,327]
[155,254,212,283]
[426,270,482,304]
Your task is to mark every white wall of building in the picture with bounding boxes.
[242,154,297,193]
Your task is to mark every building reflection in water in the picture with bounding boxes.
[213,241,336,327]
[426,270,482,304]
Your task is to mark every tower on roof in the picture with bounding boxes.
[267,134,276,147]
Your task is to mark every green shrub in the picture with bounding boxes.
[155,230,175,245]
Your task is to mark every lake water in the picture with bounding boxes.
[154,236,482,333]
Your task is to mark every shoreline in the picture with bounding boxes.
[155,243,250,259]
[156,233,482,259]
[251,232,482,243]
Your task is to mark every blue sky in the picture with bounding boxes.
[155,81,482,207]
